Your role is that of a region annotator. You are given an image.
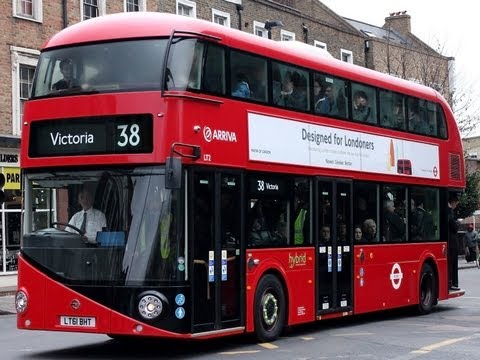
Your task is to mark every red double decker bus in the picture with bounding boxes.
[17,12,465,342]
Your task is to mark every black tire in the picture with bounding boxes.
[418,263,436,314]
[254,274,286,342]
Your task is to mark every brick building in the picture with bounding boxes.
[0,0,451,274]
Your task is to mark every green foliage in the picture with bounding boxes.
[457,170,480,219]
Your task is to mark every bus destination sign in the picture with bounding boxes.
[28,114,153,157]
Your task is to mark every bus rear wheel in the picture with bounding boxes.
[418,263,436,314]
[254,274,285,342]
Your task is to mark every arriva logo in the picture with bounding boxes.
[288,252,307,269]
[203,126,237,143]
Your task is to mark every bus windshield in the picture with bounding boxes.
[22,166,184,285]
[31,37,212,98]
[32,39,168,97]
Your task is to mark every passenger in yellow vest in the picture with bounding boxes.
[294,189,309,245]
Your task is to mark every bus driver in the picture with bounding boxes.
[66,188,107,243]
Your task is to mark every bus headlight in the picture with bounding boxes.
[15,291,28,314]
[137,291,167,320]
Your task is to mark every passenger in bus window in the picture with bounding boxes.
[337,222,347,243]
[275,71,307,110]
[249,218,273,246]
[66,188,107,243]
[362,218,377,242]
[392,101,406,129]
[272,67,282,102]
[354,225,363,242]
[336,87,347,118]
[352,91,372,122]
[383,200,405,242]
[313,78,324,112]
[408,102,428,134]
[250,67,267,102]
[383,100,405,129]
[52,59,79,91]
[320,225,331,244]
[317,84,338,116]
[355,196,370,222]
[411,196,435,240]
[231,72,251,98]
[274,221,288,243]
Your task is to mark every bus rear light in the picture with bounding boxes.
[15,291,28,314]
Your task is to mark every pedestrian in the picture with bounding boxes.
[463,224,478,263]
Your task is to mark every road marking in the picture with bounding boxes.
[411,336,469,354]
[301,336,315,340]
[219,350,261,355]
[259,342,278,349]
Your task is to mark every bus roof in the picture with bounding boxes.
[43,12,443,104]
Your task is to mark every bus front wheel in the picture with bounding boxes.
[418,263,436,314]
[254,274,286,342]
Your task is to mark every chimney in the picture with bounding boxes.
[384,11,411,35]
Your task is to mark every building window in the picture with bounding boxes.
[253,21,267,38]
[280,30,295,42]
[19,65,35,126]
[125,0,145,12]
[81,0,106,20]
[13,0,43,22]
[314,40,327,51]
[11,46,39,136]
[341,49,353,64]
[176,0,196,18]
[212,9,230,27]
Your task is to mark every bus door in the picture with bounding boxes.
[190,169,243,334]
[316,179,353,315]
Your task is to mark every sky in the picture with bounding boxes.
[320,0,479,136]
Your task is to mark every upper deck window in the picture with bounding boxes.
[31,39,167,98]
[231,51,267,102]
[351,83,377,124]
[165,38,225,95]
[13,0,43,22]
[313,74,348,119]
[272,62,310,112]
[379,90,406,131]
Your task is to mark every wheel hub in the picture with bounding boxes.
[262,293,278,326]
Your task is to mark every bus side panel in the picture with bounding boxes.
[435,255,449,300]
[17,256,47,330]
[353,243,445,314]
[245,248,315,333]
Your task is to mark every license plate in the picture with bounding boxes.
[60,316,96,328]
